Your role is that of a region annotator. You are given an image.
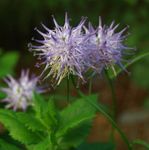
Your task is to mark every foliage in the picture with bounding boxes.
[0,139,20,150]
[0,93,97,150]
[0,50,19,78]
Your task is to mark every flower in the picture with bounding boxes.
[84,17,131,74]
[1,70,41,111]
[29,14,88,85]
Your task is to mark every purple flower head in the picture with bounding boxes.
[85,17,131,74]
[1,70,41,111]
[29,14,88,85]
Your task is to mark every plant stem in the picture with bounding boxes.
[105,69,117,145]
[70,76,132,150]
[88,78,93,95]
[105,70,117,119]
[67,77,70,103]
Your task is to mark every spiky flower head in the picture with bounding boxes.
[85,17,130,74]
[29,14,88,85]
[1,70,40,111]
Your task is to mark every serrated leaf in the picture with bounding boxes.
[59,122,92,148]
[0,109,42,145]
[77,142,115,150]
[0,52,19,77]
[33,93,59,130]
[27,137,52,150]
[16,112,46,132]
[56,95,97,138]
[0,139,20,150]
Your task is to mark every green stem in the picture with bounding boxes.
[105,70,117,144]
[67,77,70,103]
[88,78,93,95]
[105,70,117,119]
[71,76,132,150]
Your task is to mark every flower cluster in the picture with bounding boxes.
[1,70,40,111]
[29,14,131,85]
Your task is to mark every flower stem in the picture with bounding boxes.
[88,78,93,95]
[67,77,70,104]
[105,69,117,144]
[105,70,117,119]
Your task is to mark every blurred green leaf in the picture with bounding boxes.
[143,97,149,109]
[0,51,19,78]
[109,52,149,79]
[132,139,149,149]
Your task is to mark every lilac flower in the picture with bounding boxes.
[84,18,131,74]
[1,70,41,111]
[29,14,88,85]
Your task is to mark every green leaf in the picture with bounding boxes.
[0,52,19,77]
[27,137,52,150]
[59,122,92,148]
[0,139,20,150]
[77,142,115,150]
[16,112,46,132]
[56,95,97,142]
[33,93,59,131]
[0,109,42,145]
[132,139,149,149]
[109,52,149,79]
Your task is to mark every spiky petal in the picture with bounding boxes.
[29,14,88,85]
[85,18,131,74]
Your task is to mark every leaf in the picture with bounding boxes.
[33,93,59,130]
[56,95,97,138]
[16,112,46,132]
[59,122,92,148]
[132,139,149,149]
[27,137,52,150]
[0,139,20,150]
[109,52,149,79]
[77,142,115,150]
[0,109,42,145]
[0,52,19,77]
